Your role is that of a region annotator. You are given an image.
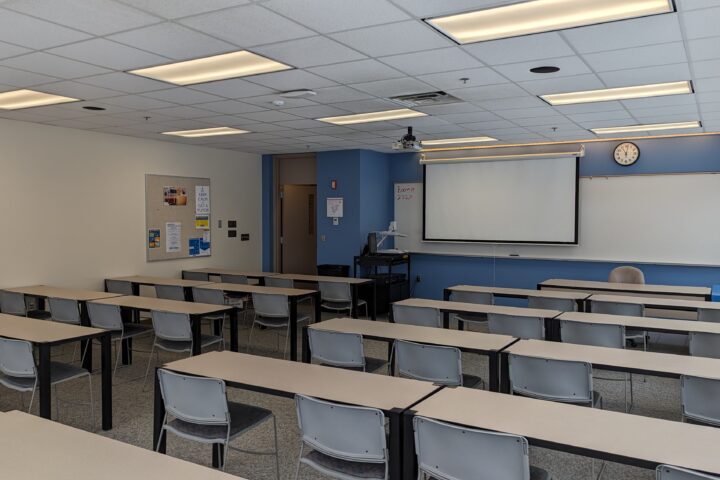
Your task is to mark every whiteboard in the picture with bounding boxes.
[395,173,720,266]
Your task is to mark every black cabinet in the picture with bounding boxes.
[354,254,410,315]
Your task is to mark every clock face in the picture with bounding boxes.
[613,142,639,166]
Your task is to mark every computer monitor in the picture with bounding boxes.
[367,232,377,255]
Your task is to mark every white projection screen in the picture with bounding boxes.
[423,157,579,244]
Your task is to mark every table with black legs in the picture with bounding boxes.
[105,275,212,300]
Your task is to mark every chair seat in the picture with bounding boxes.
[27,310,52,320]
[165,401,273,444]
[255,314,310,328]
[428,466,550,480]
[156,334,223,352]
[301,449,385,480]
[461,373,484,389]
[0,361,88,391]
[110,323,153,340]
[321,299,367,311]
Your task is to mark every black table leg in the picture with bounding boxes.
[351,285,359,318]
[577,299,586,312]
[120,307,133,365]
[183,286,193,301]
[153,367,166,453]
[499,352,511,394]
[80,301,93,371]
[229,309,238,352]
[290,298,298,361]
[388,340,395,375]
[402,410,416,480]
[488,351,500,392]
[213,318,222,337]
[371,281,377,320]
[388,408,403,480]
[38,344,51,420]
[191,315,202,356]
[212,444,224,468]
[313,292,321,324]
[442,312,450,329]
[301,325,310,363]
[101,333,112,430]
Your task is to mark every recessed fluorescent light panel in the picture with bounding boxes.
[422,136,497,146]
[591,121,701,135]
[130,50,291,86]
[426,0,673,44]
[0,89,79,110]
[317,108,426,125]
[162,127,249,138]
[541,81,692,106]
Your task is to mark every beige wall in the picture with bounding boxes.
[0,118,262,290]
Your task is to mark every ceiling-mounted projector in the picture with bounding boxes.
[392,126,422,151]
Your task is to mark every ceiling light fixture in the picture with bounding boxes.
[0,89,79,110]
[162,127,249,138]
[317,108,426,125]
[541,81,692,105]
[422,136,497,146]
[129,50,291,86]
[426,0,673,44]
[590,121,701,135]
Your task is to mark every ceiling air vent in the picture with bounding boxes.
[388,91,462,108]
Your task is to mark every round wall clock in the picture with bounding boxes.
[613,142,640,166]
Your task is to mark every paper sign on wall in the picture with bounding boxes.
[395,183,416,201]
[326,197,343,218]
[148,229,160,248]
[166,222,181,253]
[195,185,210,215]
[195,215,209,229]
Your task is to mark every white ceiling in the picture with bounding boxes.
[0,0,717,154]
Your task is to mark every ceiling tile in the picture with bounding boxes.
[493,56,591,82]
[150,105,217,118]
[0,65,60,86]
[693,59,720,79]
[109,24,236,62]
[244,69,337,91]
[240,110,301,122]
[193,100,266,114]
[697,91,720,103]
[688,37,720,61]
[518,73,605,95]
[77,72,170,93]
[96,94,176,110]
[330,21,452,57]
[682,6,720,39]
[328,98,403,113]
[461,119,517,131]
[141,88,224,104]
[463,32,574,66]
[621,94,698,109]
[254,36,366,68]
[263,0,409,33]
[448,83,526,101]
[116,0,250,19]
[189,78,275,98]
[678,0,720,11]
[308,59,403,84]
[630,104,699,117]
[179,4,314,47]
[437,111,500,124]
[583,42,687,72]
[312,86,374,104]
[379,47,483,76]
[414,102,479,115]
[48,38,169,70]
[553,101,626,114]
[39,80,124,100]
[3,0,160,35]
[566,110,634,122]
[0,9,91,49]
[240,94,317,109]
[349,77,432,97]
[562,14,682,54]
[0,40,30,60]
[512,116,574,127]
[278,105,351,119]
[598,63,692,87]
[233,122,292,132]
[0,52,109,79]
[497,106,562,119]
[474,96,548,111]
[388,0,503,17]
[274,118,327,129]
[418,67,506,90]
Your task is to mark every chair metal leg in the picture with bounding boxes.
[272,417,281,480]
[87,373,95,431]
[293,443,304,480]
[27,379,38,413]
[154,420,167,452]
[142,342,158,391]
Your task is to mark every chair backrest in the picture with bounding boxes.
[252,292,289,318]
[414,416,531,480]
[681,375,720,427]
[105,279,134,295]
[157,369,229,425]
[295,394,386,463]
[183,271,209,281]
[609,266,645,284]
[0,338,36,378]
[698,308,720,323]
[264,276,294,288]
[319,281,352,303]
[48,297,81,325]
[590,300,644,317]
[308,329,365,368]
[488,313,545,340]
[528,296,576,312]
[657,465,720,480]
[220,274,248,285]
[449,290,493,305]
[151,310,192,341]
[395,340,463,386]
[191,287,225,306]
[689,332,720,359]
[86,302,124,331]
[155,285,186,301]
[392,303,442,328]
[0,291,27,316]
[560,320,625,349]
[509,354,593,405]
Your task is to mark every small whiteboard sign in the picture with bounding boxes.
[395,183,417,201]
[326,197,343,218]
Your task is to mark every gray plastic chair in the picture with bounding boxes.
[590,299,646,349]
[528,296,576,312]
[392,303,442,328]
[413,416,552,480]
[294,394,388,480]
[308,329,385,372]
[156,369,279,475]
[488,313,545,340]
[689,332,720,359]
[87,302,152,379]
[183,271,210,281]
[0,290,50,319]
[681,375,720,427]
[142,311,223,388]
[609,266,645,284]
[249,292,310,358]
[155,285,186,301]
[105,279,134,295]
[0,338,94,427]
[48,297,82,325]
[319,281,368,317]
[393,339,482,388]
[698,308,720,323]
[657,465,720,479]
[265,276,294,288]
[448,290,493,328]
[509,354,602,408]
[221,274,248,284]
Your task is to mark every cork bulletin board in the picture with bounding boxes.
[145,174,211,261]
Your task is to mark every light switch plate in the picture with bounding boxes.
[332,217,339,226]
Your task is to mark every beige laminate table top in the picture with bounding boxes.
[0,410,244,480]
[559,311,720,335]
[183,267,271,278]
[0,313,105,343]
[199,282,316,297]
[89,295,232,315]
[107,275,212,288]
[164,351,439,412]
[4,285,123,301]
[589,294,720,311]
[412,387,720,475]
[506,339,720,380]
[271,273,372,284]
[310,318,516,352]
[395,298,561,318]
[540,279,710,297]
[448,285,590,301]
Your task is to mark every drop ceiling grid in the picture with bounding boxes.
[0,0,713,152]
